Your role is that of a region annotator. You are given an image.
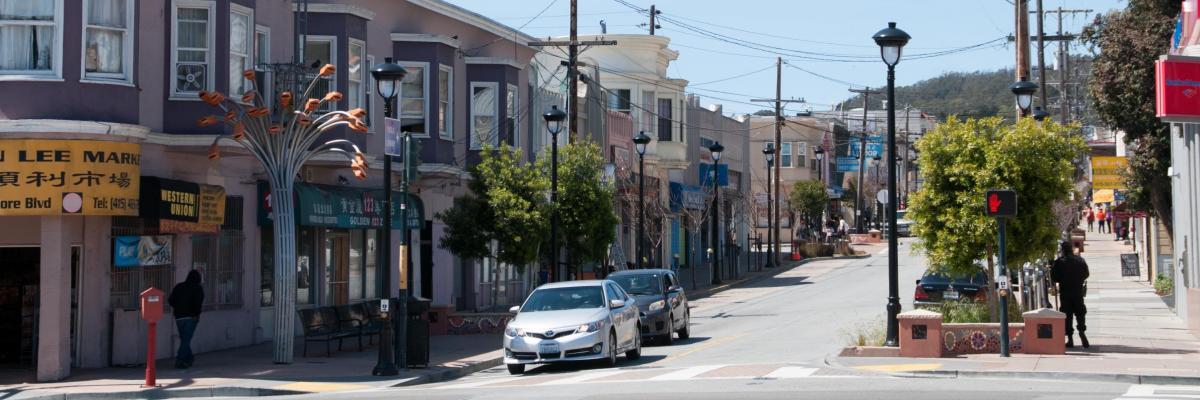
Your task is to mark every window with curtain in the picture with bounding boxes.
[399,63,426,136]
[253,26,271,112]
[303,37,334,111]
[0,0,58,74]
[438,65,452,139]
[781,142,793,168]
[228,5,251,97]
[173,2,212,95]
[507,84,518,147]
[83,0,129,81]
[470,82,497,150]
[347,39,365,123]
[657,98,673,142]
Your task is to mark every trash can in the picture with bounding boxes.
[406,297,431,368]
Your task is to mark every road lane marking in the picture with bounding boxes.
[764,367,818,379]
[431,376,529,389]
[539,369,636,385]
[659,332,749,362]
[851,363,942,373]
[648,365,728,381]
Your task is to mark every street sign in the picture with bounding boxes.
[997,275,1010,291]
[985,190,1017,217]
[877,189,889,204]
[384,118,402,156]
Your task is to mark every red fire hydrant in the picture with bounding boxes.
[140,287,165,388]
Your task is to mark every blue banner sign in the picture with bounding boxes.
[836,157,861,173]
[669,182,708,211]
[699,164,728,187]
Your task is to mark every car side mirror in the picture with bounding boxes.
[508,306,520,314]
[609,299,626,309]
[915,279,921,285]
[668,286,682,293]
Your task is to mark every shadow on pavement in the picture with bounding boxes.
[740,276,812,289]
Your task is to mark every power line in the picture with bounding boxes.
[691,63,775,86]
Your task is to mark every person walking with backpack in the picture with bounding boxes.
[1051,241,1090,348]
[168,270,205,368]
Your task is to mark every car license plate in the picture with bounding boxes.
[945,289,960,300]
[539,342,560,354]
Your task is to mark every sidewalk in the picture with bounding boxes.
[833,233,1200,384]
[3,334,502,399]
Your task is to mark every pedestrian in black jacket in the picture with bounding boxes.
[1051,241,1090,348]
[168,270,204,368]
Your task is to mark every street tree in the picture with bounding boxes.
[789,179,829,241]
[909,116,1086,290]
[1082,0,1179,238]
[551,140,619,273]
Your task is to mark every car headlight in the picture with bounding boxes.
[648,300,666,312]
[576,321,603,333]
[505,326,525,337]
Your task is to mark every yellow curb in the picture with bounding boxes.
[274,382,369,393]
[852,363,943,373]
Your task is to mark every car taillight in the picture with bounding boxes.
[914,285,929,300]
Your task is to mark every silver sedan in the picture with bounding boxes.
[503,280,642,374]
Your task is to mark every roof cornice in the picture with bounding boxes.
[406,0,536,46]
[465,56,525,69]
[291,3,375,21]
[391,33,461,48]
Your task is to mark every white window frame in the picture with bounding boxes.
[0,0,64,80]
[796,142,807,167]
[438,64,453,140]
[507,83,519,148]
[80,0,134,85]
[365,54,374,133]
[469,81,499,150]
[781,142,793,168]
[347,38,366,122]
[303,35,336,111]
[169,0,216,99]
[608,88,631,114]
[228,3,253,98]
[397,61,430,138]
[254,24,271,110]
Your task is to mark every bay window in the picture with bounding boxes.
[470,82,498,150]
[228,4,252,97]
[83,0,132,83]
[347,39,365,122]
[171,0,214,97]
[0,0,61,77]
[303,36,335,111]
[439,65,452,139]
[398,62,427,137]
[507,84,518,147]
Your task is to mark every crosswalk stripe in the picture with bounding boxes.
[432,376,528,389]
[763,367,818,379]
[648,364,728,381]
[1117,384,1200,400]
[538,369,631,385]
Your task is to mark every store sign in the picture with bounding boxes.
[836,156,860,173]
[1155,57,1200,119]
[668,182,707,212]
[140,177,226,225]
[1091,156,1128,190]
[293,183,422,229]
[113,235,173,268]
[0,140,140,216]
[698,164,728,187]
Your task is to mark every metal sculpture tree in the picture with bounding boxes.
[198,65,368,363]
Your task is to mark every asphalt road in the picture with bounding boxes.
[267,239,1161,399]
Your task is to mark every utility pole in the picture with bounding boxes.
[1036,0,1047,109]
[648,5,661,35]
[528,0,616,142]
[1025,7,1091,123]
[751,58,802,267]
[1015,0,1031,115]
[1059,6,1067,124]
[848,87,880,234]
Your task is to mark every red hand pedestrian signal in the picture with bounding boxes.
[988,193,1001,214]
[985,190,1017,217]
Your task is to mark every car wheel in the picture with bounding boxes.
[626,329,642,360]
[604,332,618,367]
[507,364,525,375]
[661,317,674,345]
[677,312,691,340]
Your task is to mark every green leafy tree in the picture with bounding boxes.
[789,179,829,240]
[1082,0,1178,237]
[550,140,618,270]
[437,144,548,270]
[909,117,1086,281]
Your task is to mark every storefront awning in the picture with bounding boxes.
[258,181,423,230]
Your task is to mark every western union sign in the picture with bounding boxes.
[1090,156,1128,191]
[0,140,141,216]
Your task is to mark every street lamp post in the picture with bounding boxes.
[370,58,408,375]
[709,142,725,285]
[873,21,910,348]
[633,132,652,269]
[762,143,775,268]
[872,155,881,230]
[815,146,825,240]
[1010,78,1038,119]
[543,106,566,281]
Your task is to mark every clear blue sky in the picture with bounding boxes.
[446,0,1126,115]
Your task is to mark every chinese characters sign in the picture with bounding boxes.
[0,140,140,216]
[293,183,422,229]
[1091,156,1128,190]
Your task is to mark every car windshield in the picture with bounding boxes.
[921,270,988,285]
[520,286,606,312]
[609,274,662,295]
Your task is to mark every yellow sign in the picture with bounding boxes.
[198,184,225,225]
[0,140,140,216]
[1091,156,1128,190]
[1093,189,1114,204]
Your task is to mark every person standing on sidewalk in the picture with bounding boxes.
[1085,208,1095,232]
[1096,207,1107,234]
[168,270,205,368]
[1051,241,1090,348]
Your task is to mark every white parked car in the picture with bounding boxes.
[503,280,642,374]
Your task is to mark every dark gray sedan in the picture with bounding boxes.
[608,269,690,345]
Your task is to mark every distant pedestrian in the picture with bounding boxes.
[1096,208,1107,234]
[1051,241,1090,349]
[168,270,205,368]
[837,218,849,238]
[1105,209,1114,236]
[1085,208,1095,232]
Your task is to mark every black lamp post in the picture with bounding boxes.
[370,58,407,376]
[814,146,825,240]
[762,143,775,269]
[814,146,825,183]
[633,131,652,269]
[1010,78,1038,118]
[873,21,909,348]
[872,155,881,230]
[543,106,566,281]
[1032,106,1050,122]
[708,141,724,284]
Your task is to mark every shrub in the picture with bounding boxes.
[841,318,886,347]
[1155,274,1174,296]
